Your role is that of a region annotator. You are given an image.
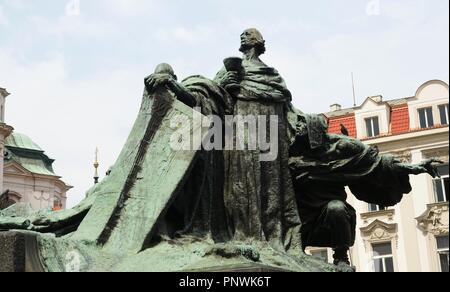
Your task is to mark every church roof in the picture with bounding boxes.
[4,132,56,176]
[8,156,57,176]
[5,132,43,151]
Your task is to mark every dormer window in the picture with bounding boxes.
[418,107,434,129]
[365,117,380,138]
[439,104,449,125]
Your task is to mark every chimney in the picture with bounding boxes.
[370,95,383,103]
[330,103,342,112]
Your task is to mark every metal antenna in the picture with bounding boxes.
[351,72,357,107]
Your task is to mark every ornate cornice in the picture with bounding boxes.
[360,220,398,242]
[361,209,396,224]
[391,150,412,163]
[416,202,449,236]
[0,123,13,138]
[423,148,449,164]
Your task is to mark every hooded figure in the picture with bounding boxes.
[288,111,442,271]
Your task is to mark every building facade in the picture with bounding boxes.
[0,88,14,196]
[305,80,449,272]
[0,87,71,212]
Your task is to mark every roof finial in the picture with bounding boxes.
[94,147,99,184]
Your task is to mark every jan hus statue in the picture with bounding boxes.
[0,28,442,272]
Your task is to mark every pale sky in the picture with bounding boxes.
[0,0,448,207]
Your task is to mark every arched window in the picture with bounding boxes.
[0,191,21,210]
[53,196,63,211]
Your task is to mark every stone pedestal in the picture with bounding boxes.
[0,231,44,272]
[0,231,335,272]
[185,263,294,272]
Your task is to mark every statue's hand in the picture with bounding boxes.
[30,213,51,226]
[418,158,444,178]
[0,217,31,230]
[145,73,173,92]
[24,214,53,231]
[219,71,239,88]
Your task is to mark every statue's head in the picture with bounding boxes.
[154,63,177,80]
[239,28,266,56]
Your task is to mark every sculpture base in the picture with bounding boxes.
[0,231,44,272]
[0,231,336,272]
[185,263,295,272]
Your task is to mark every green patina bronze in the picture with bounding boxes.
[0,28,442,272]
[6,133,43,152]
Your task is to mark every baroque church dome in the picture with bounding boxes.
[5,132,43,152]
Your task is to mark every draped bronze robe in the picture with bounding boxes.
[215,60,302,250]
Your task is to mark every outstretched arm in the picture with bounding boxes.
[0,192,95,232]
[345,157,444,207]
[394,158,443,178]
[166,78,197,108]
[145,73,197,108]
[0,217,30,230]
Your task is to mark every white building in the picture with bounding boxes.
[0,88,14,195]
[306,80,449,272]
[0,87,71,211]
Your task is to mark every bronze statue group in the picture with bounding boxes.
[0,29,442,272]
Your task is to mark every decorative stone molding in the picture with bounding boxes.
[416,202,449,236]
[391,150,412,163]
[0,123,13,138]
[7,191,22,200]
[4,162,30,176]
[360,220,398,242]
[423,148,449,164]
[360,220,399,258]
[361,209,396,225]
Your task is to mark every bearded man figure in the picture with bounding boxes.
[214,28,302,251]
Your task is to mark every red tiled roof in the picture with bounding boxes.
[325,90,449,139]
[391,105,410,135]
[361,124,449,141]
[328,114,357,138]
